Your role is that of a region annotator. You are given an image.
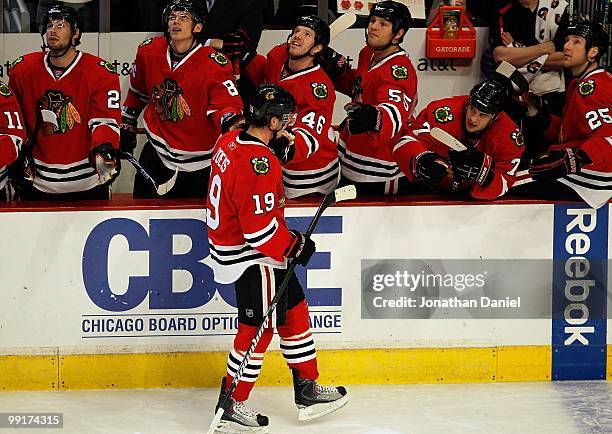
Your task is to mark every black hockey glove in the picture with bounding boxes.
[7,152,35,194]
[448,149,495,187]
[344,102,382,135]
[413,151,451,184]
[120,107,140,154]
[318,46,351,80]
[529,148,591,181]
[287,230,316,266]
[91,143,119,184]
[222,29,255,67]
[268,129,296,164]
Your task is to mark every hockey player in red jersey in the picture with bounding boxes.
[393,79,525,200]
[0,81,26,201]
[524,21,611,208]
[8,5,120,200]
[121,0,243,198]
[325,1,418,196]
[207,84,348,432]
[243,15,338,198]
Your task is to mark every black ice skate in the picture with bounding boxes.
[291,368,349,422]
[215,377,269,433]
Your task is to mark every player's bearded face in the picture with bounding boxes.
[464,104,494,133]
[367,16,395,49]
[45,19,74,51]
[288,26,318,58]
[563,35,589,68]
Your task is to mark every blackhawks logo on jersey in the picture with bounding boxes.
[152,78,192,122]
[251,156,270,175]
[391,65,408,80]
[210,52,229,66]
[578,79,595,97]
[311,82,328,100]
[0,81,12,97]
[433,106,453,123]
[99,60,117,74]
[511,129,525,147]
[38,89,82,135]
[139,38,153,48]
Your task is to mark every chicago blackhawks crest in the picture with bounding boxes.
[433,106,453,123]
[151,78,192,122]
[578,79,595,97]
[391,65,408,80]
[39,89,81,135]
[511,130,525,147]
[311,82,328,100]
[251,156,270,175]
[210,52,229,66]
[98,60,117,74]
[0,81,12,97]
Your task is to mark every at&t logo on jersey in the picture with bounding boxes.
[81,216,343,337]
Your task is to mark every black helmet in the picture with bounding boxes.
[468,79,510,115]
[369,1,412,39]
[566,20,609,61]
[293,15,330,48]
[162,0,207,27]
[39,5,82,44]
[247,84,296,126]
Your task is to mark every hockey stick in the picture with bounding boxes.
[17,108,58,181]
[206,184,357,434]
[330,13,356,41]
[430,127,468,151]
[495,61,529,93]
[119,151,179,196]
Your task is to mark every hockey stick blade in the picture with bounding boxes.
[156,167,179,196]
[430,127,468,151]
[206,409,224,434]
[330,13,356,41]
[40,109,58,128]
[333,184,357,203]
[495,61,529,93]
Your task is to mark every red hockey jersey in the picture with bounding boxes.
[9,52,120,194]
[543,68,611,208]
[124,37,243,172]
[245,44,338,198]
[393,95,524,200]
[206,130,297,284]
[0,81,26,190]
[334,46,418,184]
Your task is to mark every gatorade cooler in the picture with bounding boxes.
[426,6,476,59]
